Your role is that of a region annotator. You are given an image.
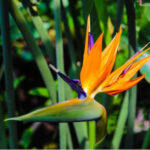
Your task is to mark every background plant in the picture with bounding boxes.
[0,0,150,149]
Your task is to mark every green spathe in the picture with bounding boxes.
[5,98,104,122]
[5,98,106,145]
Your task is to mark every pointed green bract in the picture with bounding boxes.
[5,98,106,144]
[6,99,103,122]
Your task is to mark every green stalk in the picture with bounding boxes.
[126,82,137,147]
[124,0,137,148]
[53,0,67,148]
[69,1,83,59]
[111,91,129,149]
[66,125,73,149]
[9,0,57,103]
[111,1,126,148]
[61,0,77,77]
[59,83,73,149]
[27,7,55,64]
[0,63,4,80]
[94,0,111,45]
[64,81,89,149]
[0,98,7,148]
[89,121,96,149]
[60,4,89,145]
[74,122,89,149]
[0,0,18,148]
[113,0,124,34]
[66,1,89,147]
[142,127,150,149]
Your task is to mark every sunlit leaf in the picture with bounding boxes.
[14,76,25,89]
[29,87,49,98]
[20,127,33,148]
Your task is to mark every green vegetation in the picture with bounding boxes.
[0,0,150,149]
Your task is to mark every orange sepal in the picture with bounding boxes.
[100,47,150,89]
[119,56,150,81]
[104,74,145,95]
[97,28,122,84]
[82,16,90,65]
[80,33,103,94]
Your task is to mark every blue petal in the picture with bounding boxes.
[57,72,87,99]
[88,32,94,52]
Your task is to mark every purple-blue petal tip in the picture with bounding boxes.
[88,32,94,53]
[57,72,87,100]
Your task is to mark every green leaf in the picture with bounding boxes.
[142,127,150,149]
[53,0,67,148]
[27,8,55,64]
[6,99,102,121]
[111,91,129,149]
[20,127,33,148]
[89,121,96,149]
[94,0,111,45]
[73,122,89,148]
[28,87,49,98]
[140,52,150,83]
[114,33,129,69]
[9,0,57,103]
[20,51,33,61]
[14,76,25,89]
[5,99,106,144]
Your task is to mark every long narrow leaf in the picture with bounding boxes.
[111,91,129,149]
[66,125,73,149]
[94,0,111,45]
[0,99,7,148]
[61,2,89,147]
[0,63,4,80]
[6,98,107,147]
[5,99,104,122]
[113,0,124,34]
[9,0,57,103]
[53,0,67,148]
[27,7,55,64]
[0,0,18,148]
[74,122,89,149]
[61,1,77,77]
[142,127,150,149]
[89,121,96,149]
[63,79,89,149]
[124,0,137,148]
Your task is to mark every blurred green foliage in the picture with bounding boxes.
[0,0,150,149]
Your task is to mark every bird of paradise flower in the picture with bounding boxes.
[6,16,150,143]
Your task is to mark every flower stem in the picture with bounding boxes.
[61,1,77,77]
[0,98,7,148]
[125,0,137,148]
[0,0,18,148]
[89,121,96,149]
[113,0,124,34]
[142,127,150,149]
[53,0,67,148]
[111,91,129,149]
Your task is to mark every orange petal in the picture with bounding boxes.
[100,47,150,88]
[98,27,122,83]
[82,15,90,65]
[119,56,150,81]
[104,74,145,95]
[80,33,103,94]
[80,27,121,94]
